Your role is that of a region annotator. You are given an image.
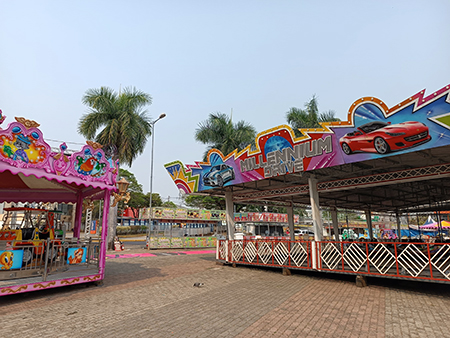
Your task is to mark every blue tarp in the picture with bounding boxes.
[402,228,447,237]
[356,228,445,238]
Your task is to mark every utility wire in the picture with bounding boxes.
[46,138,86,146]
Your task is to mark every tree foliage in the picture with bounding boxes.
[145,192,163,208]
[119,169,143,194]
[195,112,257,161]
[78,84,152,251]
[113,169,167,217]
[78,86,153,166]
[162,201,177,208]
[115,169,143,218]
[286,95,340,137]
[183,195,226,210]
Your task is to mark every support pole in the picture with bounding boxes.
[396,211,401,241]
[365,209,373,241]
[73,191,83,239]
[225,190,235,240]
[331,207,339,241]
[437,207,443,243]
[308,176,323,241]
[287,202,295,241]
[70,203,76,236]
[99,191,110,276]
[406,213,411,240]
[417,214,421,240]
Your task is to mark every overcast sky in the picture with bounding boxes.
[1,1,449,204]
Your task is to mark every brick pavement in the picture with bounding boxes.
[1,247,450,337]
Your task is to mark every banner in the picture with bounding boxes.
[166,85,450,194]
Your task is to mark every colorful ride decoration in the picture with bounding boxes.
[381,229,398,240]
[0,114,118,296]
[0,118,50,168]
[341,229,358,240]
[0,117,118,185]
[67,247,87,264]
[419,220,450,230]
[0,250,23,270]
[165,84,450,194]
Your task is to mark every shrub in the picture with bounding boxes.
[116,226,131,235]
[130,225,141,233]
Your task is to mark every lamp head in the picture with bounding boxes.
[159,113,166,119]
[116,177,130,195]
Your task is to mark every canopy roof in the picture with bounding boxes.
[420,220,450,229]
[0,114,118,204]
[166,84,450,213]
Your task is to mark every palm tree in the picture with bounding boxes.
[78,86,152,166]
[286,95,340,137]
[78,86,153,249]
[195,112,257,160]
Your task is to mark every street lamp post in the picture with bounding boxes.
[147,113,166,249]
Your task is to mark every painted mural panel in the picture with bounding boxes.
[166,85,450,193]
[67,247,87,264]
[0,250,23,270]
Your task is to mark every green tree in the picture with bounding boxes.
[184,195,226,210]
[118,169,146,218]
[78,86,153,249]
[145,192,163,207]
[286,95,340,137]
[78,86,152,166]
[119,169,143,194]
[195,112,257,160]
[126,192,148,218]
[162,201,177,208]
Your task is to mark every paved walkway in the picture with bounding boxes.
[2,247,450,337]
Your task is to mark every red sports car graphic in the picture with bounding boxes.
[339,121,431,155]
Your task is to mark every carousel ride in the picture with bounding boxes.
[0,110,118,296]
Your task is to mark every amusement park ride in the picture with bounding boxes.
[0,110,118,296]
[0,207,63,267]
[167,84,450,284]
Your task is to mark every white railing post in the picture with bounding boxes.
[216,241,219,260]
[312,241,317,269]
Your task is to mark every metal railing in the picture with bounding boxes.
[0,238,100,282]
[218,239,450,283]
[316,240,450,282]
[220,239,313,270]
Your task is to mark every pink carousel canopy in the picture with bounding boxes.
[0,114,118,203]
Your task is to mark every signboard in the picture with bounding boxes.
[175,208,187,219]
[90,220,97,234]
[235,212,300,224]
[150,207,225,221]
[147,236,216,248]
[165,85,450,194]
[158,237,171,248]
[171,237,183,248]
